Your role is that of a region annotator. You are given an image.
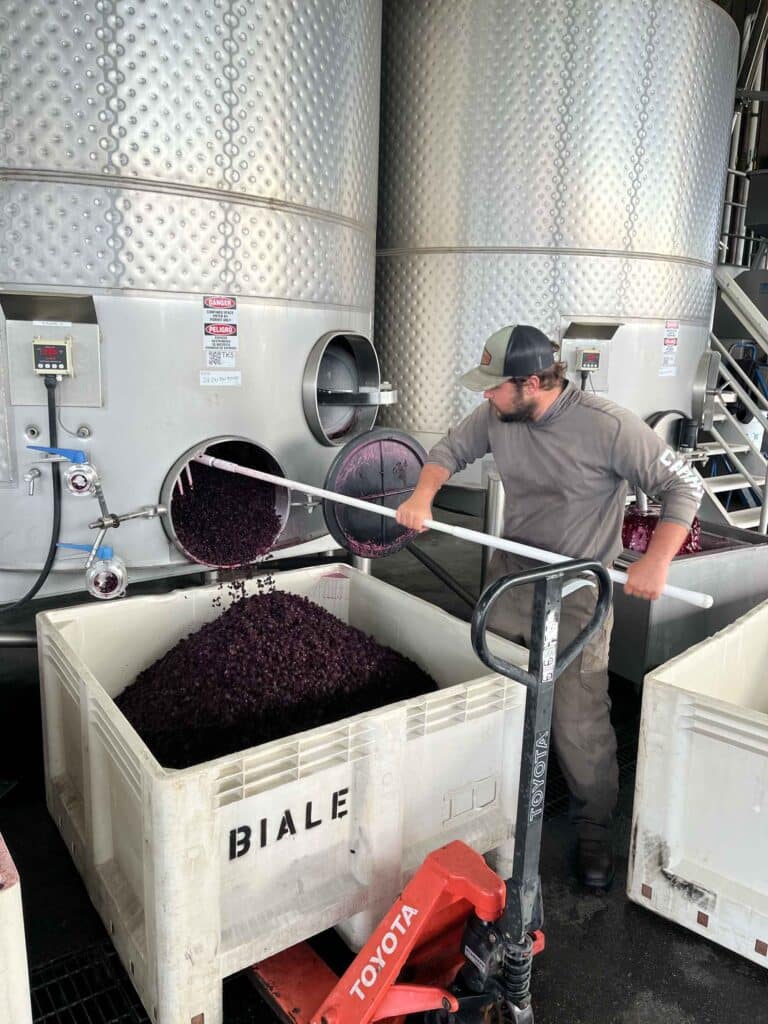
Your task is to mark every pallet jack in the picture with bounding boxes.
[251,560,612,1024]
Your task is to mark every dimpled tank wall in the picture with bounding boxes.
[0,0,381,304]
[375,0,739,434]
[0,1,382,596]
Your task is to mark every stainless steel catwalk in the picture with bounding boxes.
[0,0,383,600]
[375,0,739,455]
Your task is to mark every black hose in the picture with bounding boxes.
[0,632,37,647]
[0,376,62,616]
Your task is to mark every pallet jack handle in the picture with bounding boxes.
[471,560,613,943]
[471,560,612,688]
[251,563,612,1024]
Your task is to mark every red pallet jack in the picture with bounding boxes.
[251,560,612,1024]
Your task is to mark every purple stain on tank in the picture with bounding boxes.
[334,438,420,557]
[115,590,438,768]
[343,536,396,557]
[336,439,416,491]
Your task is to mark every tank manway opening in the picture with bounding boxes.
[160,437,289,568]
[303,331,397,445]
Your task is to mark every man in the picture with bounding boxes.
[395,324,703,889]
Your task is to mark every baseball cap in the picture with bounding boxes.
[459,324,555,392]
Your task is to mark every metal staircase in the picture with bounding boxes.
[696,268,768,533]
[699,2,768,532]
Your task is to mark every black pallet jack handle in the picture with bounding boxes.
[471,560,612,945]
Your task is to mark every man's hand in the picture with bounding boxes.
[395,494,433,532]
[622,520,689,601]
[395,464,451,533]
[623,554,670,600]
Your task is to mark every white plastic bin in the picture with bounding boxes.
[0,835,33,1024]
[628,597,768,967]
[38,564,528,1024]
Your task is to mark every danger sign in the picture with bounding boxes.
[203,294,239,351]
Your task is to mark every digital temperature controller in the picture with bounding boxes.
[576,348,601,372]
[32,338,73,376]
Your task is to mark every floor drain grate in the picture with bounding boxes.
[29,944,149,1024]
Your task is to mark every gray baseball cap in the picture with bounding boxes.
[459,324,555,392]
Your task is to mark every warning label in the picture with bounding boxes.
[205,323,237,337]
[660,319,679,377]
[204,296,236,310]
[203,295,238,350]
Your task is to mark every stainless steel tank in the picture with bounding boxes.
[375,0,739,455]
[0,0,382,599]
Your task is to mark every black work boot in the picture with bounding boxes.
[575,837,615,890]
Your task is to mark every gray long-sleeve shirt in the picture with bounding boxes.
[427,383,703,566]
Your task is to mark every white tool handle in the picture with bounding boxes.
[192,453,714,610]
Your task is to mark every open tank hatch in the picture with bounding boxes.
[302,332,397,446]
[160,436,290,568]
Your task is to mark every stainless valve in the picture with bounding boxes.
[24,467,41,496]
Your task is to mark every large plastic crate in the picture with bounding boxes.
[38,564,527,1024]
[0,834,32,1024]
[628,597,768,967]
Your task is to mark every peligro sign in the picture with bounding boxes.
[205,323,237,336]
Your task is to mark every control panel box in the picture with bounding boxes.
[576,347,601,373]
[32,337,73,375]
[561,338,610,392]
[7,321,101,407]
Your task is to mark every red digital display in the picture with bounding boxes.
[37,346,62,359]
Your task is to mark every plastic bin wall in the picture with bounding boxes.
[37,564,528,1024]
[628,597,768,967]
[0,835,33,1024]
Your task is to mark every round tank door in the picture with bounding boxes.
[302,332,397,446]
[321,428,427,558]
[160,436,290,568]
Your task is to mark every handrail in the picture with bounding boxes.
[706,273,768,531]
[708,422,768,534]
[709,423,765,489]
[717,360,768,439]
[709,335,768,435]
[715,268,768,359]
[737,0,768,94]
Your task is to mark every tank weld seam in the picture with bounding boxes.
[617,0,659,313]
[375,246,713,270]
[0,282,372,312]
[96,0,126,288]
[0,169,376,238]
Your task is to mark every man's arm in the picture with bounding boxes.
[612,417,704,601]
[623,521,689,600]
[396,464,451,531]
[396,404,491,532]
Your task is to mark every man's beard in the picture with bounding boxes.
[495,402,536,423]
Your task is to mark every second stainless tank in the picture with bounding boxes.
[375,0,739,446]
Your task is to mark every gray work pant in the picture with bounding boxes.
[485,552,618,840]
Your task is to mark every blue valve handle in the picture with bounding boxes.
[28,445,88,465]
[57,542,114,560]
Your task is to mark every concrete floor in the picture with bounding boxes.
[1,514,767,1023]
